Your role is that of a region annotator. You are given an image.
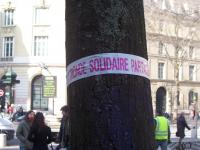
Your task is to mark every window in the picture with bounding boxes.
[165,0,171,10]
[189,91,198,105]
[189,65,195,81]
[159,0,164,9]
[156,87,166,113]
[188,8,194,15]
[158,62,165,79]
[3,37,13,57]
[181,4,186,14]
[178,65,183,80]
[31,75,48,110]
[169,0,174,11]
[161,0,170,10]
[4,9,14,26]
[159,21,164,32]
[35,8,49,25]
[183,3,189,13]
[189,91,194,105]
[177,91,180,106]
[189,46,194,58]
[34,36,48,56]
[175,46,182,57]
[159,42,164,54]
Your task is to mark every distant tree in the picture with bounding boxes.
[66,0,155,149]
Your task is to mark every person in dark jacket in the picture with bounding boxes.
[28,112,52,150]
[16,110,35,150]
[176,112,190,143]
[56,105,70,150]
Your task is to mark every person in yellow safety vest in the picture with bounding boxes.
[154,111,171,150]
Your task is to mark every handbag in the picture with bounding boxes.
[59,148,67,150]
[55,144,68,150]
[50,144,67,150]
[176,131,179,137]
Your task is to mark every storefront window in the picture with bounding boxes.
[31,75,48,110]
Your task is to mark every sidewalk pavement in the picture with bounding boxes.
[1,119,199,150]
[0,138,59,150]
[0,138,19,150]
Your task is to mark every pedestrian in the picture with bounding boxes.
[189,103,195,120]
[28,112,52,150]
[11,106,24,122]
[16,110,35,150]
[6,102,9,113]
[56,105,70,150]
[154,111,170,150]
[176,112,190,144]
[8,103,14,119]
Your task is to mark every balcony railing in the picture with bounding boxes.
[0,57,13,61]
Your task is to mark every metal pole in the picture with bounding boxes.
[53,98,54,115]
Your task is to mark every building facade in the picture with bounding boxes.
[144,0,200,117]
[1,0,199,117]
[0,0,66,114]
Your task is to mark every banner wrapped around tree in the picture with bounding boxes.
[66,0,155,149]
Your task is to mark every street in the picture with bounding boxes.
[0,120,58,150]
[1,122,200,150]
[1,138,19,150]
[0,138,58,150]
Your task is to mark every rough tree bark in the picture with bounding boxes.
[66,0,155,149]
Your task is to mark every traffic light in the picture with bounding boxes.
[1,71,20,85]
[2,72,11,84]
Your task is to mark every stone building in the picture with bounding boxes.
[0,0,66,114]
[0,0,199,118]
[144,0,200,117]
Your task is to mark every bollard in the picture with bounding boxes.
[0,133,7,147]
[191,126,197,138]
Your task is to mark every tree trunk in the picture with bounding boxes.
[66,0,155,149]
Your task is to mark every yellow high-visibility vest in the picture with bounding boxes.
[155,116,169,140]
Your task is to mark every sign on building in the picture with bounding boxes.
[42,76,57,98]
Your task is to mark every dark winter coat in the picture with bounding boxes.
[176,115,190,138]
[28,125,52,150]
[58,117,69,148]
[16,120,33,150]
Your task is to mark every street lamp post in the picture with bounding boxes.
[192,96,198,138]
[173,62,180,120]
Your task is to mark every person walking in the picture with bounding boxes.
[176,112,190,144]
[56,105,70,150]
[154,111,170,150]
[16,110,35,150]
[7,103,14,119]
[28,112,52,150]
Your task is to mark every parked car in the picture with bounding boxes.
[0,116,15,140]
